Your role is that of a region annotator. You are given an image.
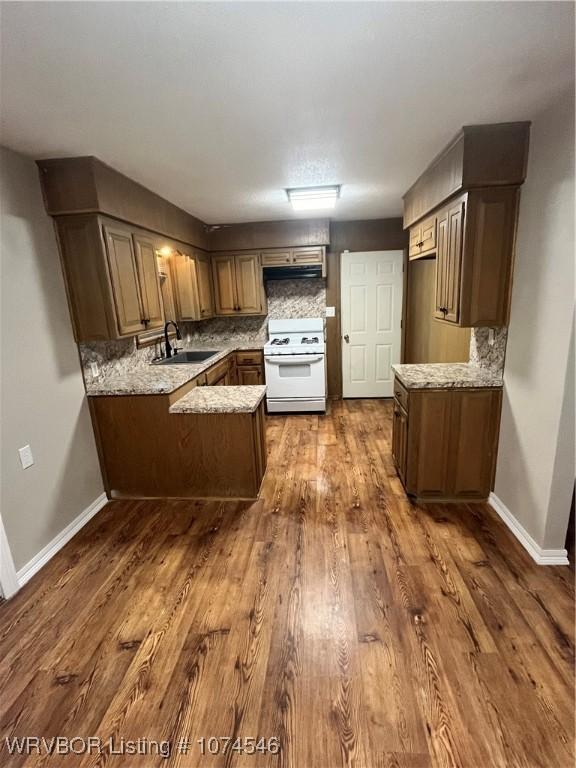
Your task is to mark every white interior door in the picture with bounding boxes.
[341,250,403,398]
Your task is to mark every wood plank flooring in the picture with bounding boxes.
[0,400,574,767]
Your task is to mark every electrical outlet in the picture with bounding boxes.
[488,329,495,346]
[325,306,336,318]
[18,444,34,470]
[90,361,99,378]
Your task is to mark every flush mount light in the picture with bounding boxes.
[157,246,173,257]
[286,185,341,211]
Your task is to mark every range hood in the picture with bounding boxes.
[263,264,323,280]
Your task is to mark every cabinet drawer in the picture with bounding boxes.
[205,358,230,386]
[292,247,324,265]
[393,377,409,412]
[236,350,263,367]
[261,251,292,267]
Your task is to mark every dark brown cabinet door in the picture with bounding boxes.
[435,199,464,324]
[393,377,502,501]
[407,390,452,497]
[448,389,501,498]
[434,210,449,320]
[444,200,464,323]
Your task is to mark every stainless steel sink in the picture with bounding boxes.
[152,351,220,365]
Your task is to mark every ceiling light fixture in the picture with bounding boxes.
[286,185,340,211]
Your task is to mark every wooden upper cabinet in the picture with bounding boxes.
[196,252,214,318]
[212,254,238,315]
[212,253,265,316]
[261,250,292,267]
[434,198,464,324]
[403,122,530,228]
[409,215,437,260]
[236,254,263,314]
[291,247,324,265]
[172,250,215,322]
[434,208,449,320]
[55,215,165,342]
[260,246,326,274]
[133,234,163,329]
[462,187,520,327]
[104,225,147,336]
[156,252,177,323]
[55,215,118,341]
[432,188,519,327]
[172,252,200,320]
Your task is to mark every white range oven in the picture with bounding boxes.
[264,318,326,413]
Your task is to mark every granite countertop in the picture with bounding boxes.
[392,363,503,389]
[86,342,265,397]
[170,385,267,415]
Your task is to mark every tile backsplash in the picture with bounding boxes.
[79,277,326,383]
[267,278,326,319]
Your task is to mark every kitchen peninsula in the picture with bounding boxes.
[87,346,267,500]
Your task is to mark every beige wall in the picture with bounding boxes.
[495,89,575,551]
[1,146,104,570]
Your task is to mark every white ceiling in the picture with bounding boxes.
[1,2,574,224]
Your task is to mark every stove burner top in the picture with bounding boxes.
[271,337,290,345]
[301,336,319,344]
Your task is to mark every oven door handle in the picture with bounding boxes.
[265,355,324,364]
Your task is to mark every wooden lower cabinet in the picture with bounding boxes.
[238,366,263,385]
[235,349,264,385]
[205,357,231,386]
[392,402,408,485]
[90,385,267,500]
[391,377,502,501]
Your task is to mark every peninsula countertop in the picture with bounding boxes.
[392,362,503,389]
[169,385,267,415]
[85,341,265,397]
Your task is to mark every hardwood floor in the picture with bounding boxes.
[0,400,573,767]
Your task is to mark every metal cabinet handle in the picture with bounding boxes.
[344,334,350,343]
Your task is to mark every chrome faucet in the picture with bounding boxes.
[164,321,182,358]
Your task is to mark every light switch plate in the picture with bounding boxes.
[19,444,34,470]
[325,306,336,318]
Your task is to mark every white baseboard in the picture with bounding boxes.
[489,493,569,566]
[17,492,108,587]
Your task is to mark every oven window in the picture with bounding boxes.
[278,364,311,378]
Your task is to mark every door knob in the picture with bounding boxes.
[344,334,350,343]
